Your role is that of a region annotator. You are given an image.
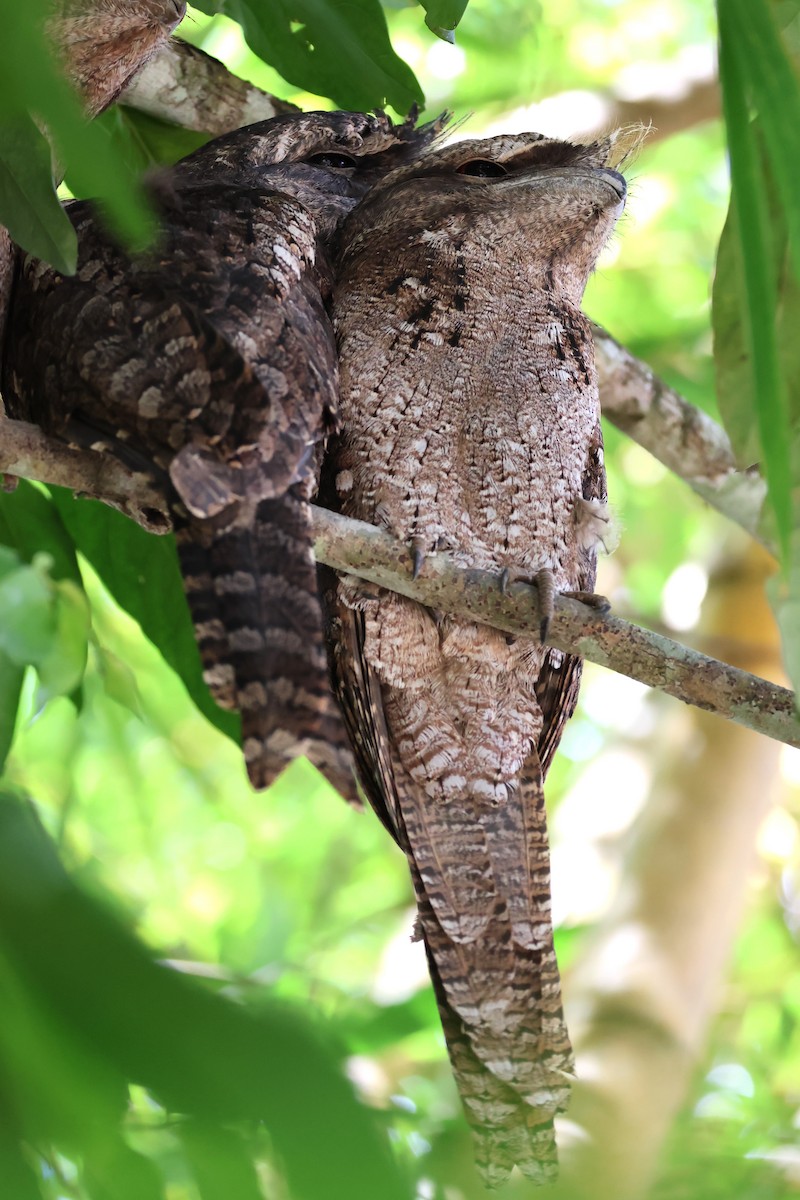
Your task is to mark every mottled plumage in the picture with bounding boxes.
[2,110,442,789]
[325,132,626,1183]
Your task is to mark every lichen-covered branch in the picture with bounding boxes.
[593,326,770,550]
[121,38,295,133]
[0,415,170,533]
[0,415,794,748]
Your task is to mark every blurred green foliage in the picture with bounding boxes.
[2,0,800,1198]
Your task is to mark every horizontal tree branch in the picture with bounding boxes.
[0,413,795,749]
[312,505,798,748]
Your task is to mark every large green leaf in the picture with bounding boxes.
[0,792,411,1200]
[178,1122,265,1200]
[192,0,423,111]
[97,105,213,174]
[0,113,77,274]
[0,479,83,584]
[716,0,800,696]
[0,543,90,760]
[47,487,240,743]
[711,173,800,480]
[417,0,470,42]
[726,0,800,280]
[0,555,57,665]
[0,651,24,776]
[717,5,791,559]
[0,482,237,741]
[0,485,89,760]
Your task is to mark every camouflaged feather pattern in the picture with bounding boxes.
[326,131,626,1185]
[2,109,444,790]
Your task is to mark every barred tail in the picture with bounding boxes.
[174,483,355,795]
[427,945,562,1189]
[400,765,573,1188]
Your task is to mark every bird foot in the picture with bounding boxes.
[498,566,556,641]
[498,572,610,642]
[408,533,452,579]
[411,536,426,580]
[561,589,611,614]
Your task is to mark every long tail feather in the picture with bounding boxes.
[401,767,573,1187]
[174,484,354,793]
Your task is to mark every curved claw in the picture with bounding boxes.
[535,568,555,643]
[562,589,611,614]
[411,540,426,580]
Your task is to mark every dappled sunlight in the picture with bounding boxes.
[757,805,799,864]
[661,561,709,631]
[372,909,430,1005]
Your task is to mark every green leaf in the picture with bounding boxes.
[0,0,154,265]
[35,579,90,705]
[94,105,213,175]
[0,792,411,1200]
[0,488,93,711]
[0,557,56,664]
[0,550,88,709]
[192,0,423,112]
[49,105,157,254]
[712,174,800,476]
[418,0,470,41]
[0,546,20,580]
[0,651,24,774]
[0,1129,44,1200]
[772,551,800,710]
[179,1122,264,1200]
[94,645,143,717]
[724,0,800,282]
[0,113,77,274]
[47,488,240,743]
[717,0,792,560]
[82,1135,167,1200]
[0,479,83,585]
[717,0,800,698]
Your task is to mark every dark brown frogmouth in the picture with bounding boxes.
[2,110,442,790]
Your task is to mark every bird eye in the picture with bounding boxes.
[456,160,508,178]
[306,152,358,169]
